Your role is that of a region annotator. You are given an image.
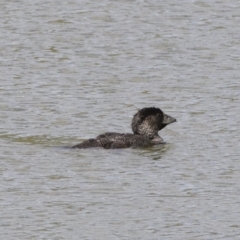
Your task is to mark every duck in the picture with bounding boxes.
[72,107,176,149]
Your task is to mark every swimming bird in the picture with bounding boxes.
[72,107,176,149]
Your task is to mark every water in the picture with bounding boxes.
[1,0,240,239]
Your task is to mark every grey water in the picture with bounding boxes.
[0,0,240,239]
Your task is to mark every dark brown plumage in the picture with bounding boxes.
[72,107,176,149]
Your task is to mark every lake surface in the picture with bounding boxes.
[1,0,239,239]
